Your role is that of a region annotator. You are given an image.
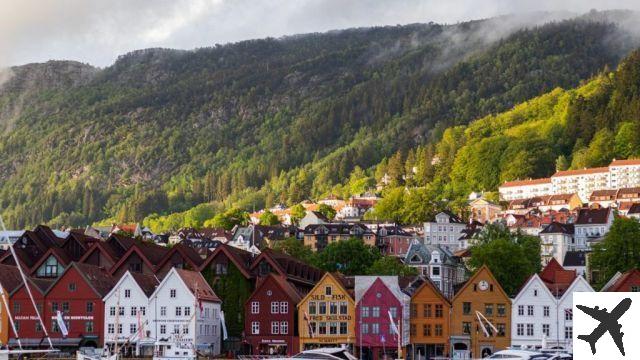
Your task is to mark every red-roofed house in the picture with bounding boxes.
[601,269,640,292]
[511,259,593,352]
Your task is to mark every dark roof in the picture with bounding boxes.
[377,225,412,237]
[253,248,324,285]
[29,277,55,293]
[576,208,611,225]
[130,272,160,297]
[29,247,71,274]
[71,262,117,297]
[174,268,220,302]
[0,264,24,294]
[438,210,464,223]
[563,251,587,267]
[33,225,64,247]
[199,243,254,278]
[540,222,575,235]
[628,203,640,215]
[303,223,374,235]
[258,273,303,303]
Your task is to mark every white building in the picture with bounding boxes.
[539,222,574,267]
[511,260,593,352]
[403,241,466,299]
[609,159,640,189]
[574,207,614,249]
[423,211,467,251]
[551,167,609,203]
[499,178,552,201]
[103,271,159,355]
[149,268,222,356]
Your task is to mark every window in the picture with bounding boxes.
[110,306,116,316]
[485,304,493,316]
[632,286,640,292]
[329,302,338,315]
[170,289,176,298]
[432,267,440,276]
[361,306,370,318]
[542,324,550,336]
[527,305,534,316]
[175,307,182,316]
[497,323,505,337]
[435,304,443,318]
[361,323,369,334]
[251,301,259,314]
[161,306,167,316]
[318,322,327,335]
[533,289,538,297]
[463,302,471,315]
[372,323,379,334]
[339,322,347,335]
[329,322,338,335]
[68,283,76,292]
[517,324,524,336]
[271,321,279,335]
[118,306,125,316]
[271,302,279,314]
[565,309,572,321]
[410,324,416,336]
[36,322,42,332]
[140,306,146,316]
[280,302,288,314]
[497,304,506,317]
[308,302,316,315]
[526,324,534,336]
[131,306,137,316]
[389,307,397,319]
[319,302,327,314]
[325,286,332,296]
[411,303,417,317]
[160,325,166,334]
[280,321,289,335]
[62,302,70,312]
[423,324,431,336]
[462,322,471,334]
[183,325,189,334]
[518,305,524,316]
[86,302,94,313]
[124,289,131,298]
[184,307,191,317]
[423,304,432,318]
[118,324,123,334]
[372,306,380,317]
[108,323,115,334]
[564,326,572,339]
[435,324,443,336]
[130,323,137,334]
[340,301,348,315]
[173,325,180,334]
[13,302,20,314]
[543,306,550,317]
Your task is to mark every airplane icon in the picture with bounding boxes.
[577,298,632,356]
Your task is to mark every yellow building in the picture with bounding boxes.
[0,264,23,346]
[298,273,356,350]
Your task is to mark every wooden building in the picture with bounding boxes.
[409,278,451,360]
[450,266,511,359]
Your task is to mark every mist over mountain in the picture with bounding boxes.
[0,10,639,228]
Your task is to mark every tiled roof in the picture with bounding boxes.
[130,272,160,297]
[0,264,24,294]
[576,208,611,225]
[539,258,576,297]
[501,178,551,188]
[601,269,640,292]
[610,159,640,166]
[540,222,574,235]
[174,268,220,302]
[552,167,609,177]
[257,248,324,284]
[73,262,117,297]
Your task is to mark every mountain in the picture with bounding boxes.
[0,11,639,228]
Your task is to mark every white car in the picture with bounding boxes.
[274,348,358,360]
[486,349,551,359]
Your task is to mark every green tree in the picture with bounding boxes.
[555,155,570,171]
[204,208,249,230]
[273,237,316,264]
[317,204,337,220]
[468,223,541,296]
[615,122,640,159]
[368,187,405,223]
[259,210,281,226]
[368,256,418,276]
[315,238,382,275]
[290,204,307,225]
[590,217,640,288]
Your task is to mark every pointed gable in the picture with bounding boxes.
[539,258,577,297]
[601,269,640,292]
[453,265,509,301]
[78,241,119,268]
[250,248,324,287]
[199,243,254,279]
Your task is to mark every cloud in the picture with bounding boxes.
[1,0,639,67]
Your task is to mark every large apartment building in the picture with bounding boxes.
[499,159,640,202]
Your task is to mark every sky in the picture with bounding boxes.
[1,0,640,68]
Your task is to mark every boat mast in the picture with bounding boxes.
[0,215,54,349]
[114,289,121,356]
[0,287,21,349]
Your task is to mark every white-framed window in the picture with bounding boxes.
[124,289,131,298]
[131,307,137,316]
[526,324,534,336]
[517,324,524,336]
[518,305,524,316]
[564,326,572,339]
[140,306,146,315]
[173,325,180,334]
[130,323,137,334]
[280,321,288,335]
[170,289,176,298]
[565,309,572,321]
[271,302,279,314]
[160,306,167,316]
[251,301,259,314]
[183,325,189,334]
[372,306,380,317]
[280,301,288,314]
[542,324,550,336]
[160,325,166,334]
[175,307,182,316]
[543,306,550,317]
[372,323,379,334]
[251,321,260,335]
[527,305,534,316]
[110,306,116,316]
[271,321,279,334]
[185,307,191,317]
[108,323,115,334]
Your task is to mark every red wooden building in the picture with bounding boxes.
[602,269,640,292]
[244,273,301,356]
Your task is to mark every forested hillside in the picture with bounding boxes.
[0,11,639,228]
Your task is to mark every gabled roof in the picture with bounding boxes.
[0,264,24,294]
[199,243,254,278]
[512,274,556,304]
[131,272,160,297]
[78,240,120,264]
[452,265,509,301]
[156,243,204,270]
[108,241,170,275]
[539,258,577,297]
[250,248,324,285]
[32,225,64,247]
[436,210,464,223]
[563,251,587,267]
[558,275,593,302]
[61,231,95,251]
[539,222,574,235]
[601,269,640,292]
[501,178,551,188]
[625,203,640,214]
[173,268,220,302]
[298,272,355,306]
[253,273,303,303]
[29,247,71,275]
[576,208,611,225]
[48,262,116,298]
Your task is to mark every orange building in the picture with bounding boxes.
[450,266,511,359]
[409,279,451,360]
[0,265,23,346]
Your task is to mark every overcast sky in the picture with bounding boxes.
[1,0,639,67]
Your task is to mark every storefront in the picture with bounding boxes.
[245,336,298,355]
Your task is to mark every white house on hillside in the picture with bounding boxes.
[423,211,467,251]
[149,268,222,356]
[511,259,593,352]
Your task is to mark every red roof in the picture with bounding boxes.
[501,178,551,188]
[174,268,220,302]
[603,269,640,292]
[610,159,640,167]
[539,258,576,297]
[552,167,609,177]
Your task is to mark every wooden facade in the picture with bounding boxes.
[450,266,511,359]
[409,279,451,360]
